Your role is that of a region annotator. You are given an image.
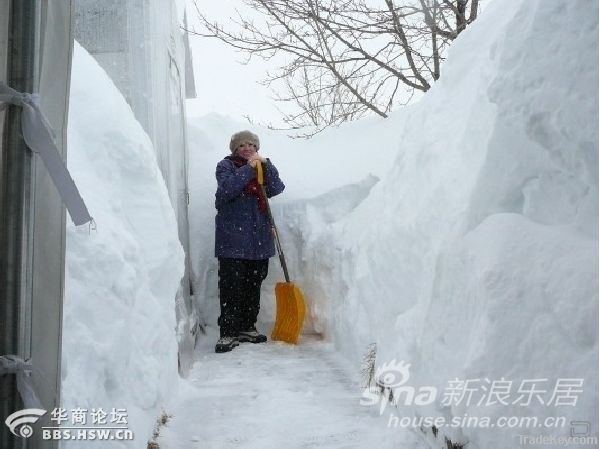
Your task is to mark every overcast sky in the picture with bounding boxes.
[184,0,285,126]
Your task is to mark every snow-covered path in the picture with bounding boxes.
[159,335,406,449]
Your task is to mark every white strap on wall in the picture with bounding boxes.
[0,355,43,410]
[0,82,92,226]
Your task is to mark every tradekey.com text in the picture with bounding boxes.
[518,434,598,446]
[386,414,568,429]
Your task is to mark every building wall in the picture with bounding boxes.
[1,1,74,448]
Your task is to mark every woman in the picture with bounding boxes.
[214,130,285,353]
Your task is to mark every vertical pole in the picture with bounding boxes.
[0,0,37,448]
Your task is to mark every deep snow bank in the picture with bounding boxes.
[280,0,597,448]
[62,42,185,448]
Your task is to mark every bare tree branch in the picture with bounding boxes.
[188,0,481,137]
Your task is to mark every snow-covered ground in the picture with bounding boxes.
[159,335,414,449]
[186,0,598,448]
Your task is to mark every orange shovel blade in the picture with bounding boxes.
[271,281,306,344]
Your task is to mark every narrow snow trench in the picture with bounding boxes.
[158,335,406,449]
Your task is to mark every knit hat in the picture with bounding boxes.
[229,130,260,153]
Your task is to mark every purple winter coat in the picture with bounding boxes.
[214,156,285,260]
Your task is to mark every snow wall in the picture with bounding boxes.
[287,0,599,447]
[188,0,597,447]
[62,42,185,448]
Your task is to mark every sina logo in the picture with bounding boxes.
[375,359,412,388]
[5,409,47,438]
[360,360,438,414]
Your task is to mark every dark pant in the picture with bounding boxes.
[217,258,269,337]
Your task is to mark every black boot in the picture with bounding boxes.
[238,327,267,344]
[215,336,239,353]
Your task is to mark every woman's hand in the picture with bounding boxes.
[247,153,266,168]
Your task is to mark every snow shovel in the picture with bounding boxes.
[256,161,306,344]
